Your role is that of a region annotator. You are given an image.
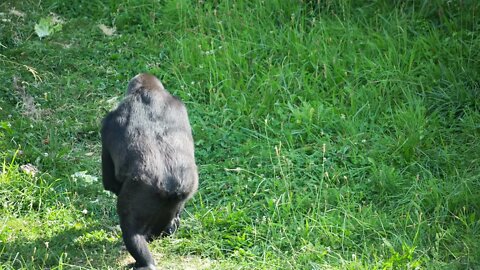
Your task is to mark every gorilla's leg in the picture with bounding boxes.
[147,202,184,240]
[162,205,184,236]
[121,227,156,270]
[117,183,157,270]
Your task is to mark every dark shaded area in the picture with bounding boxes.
[0,223,123,269]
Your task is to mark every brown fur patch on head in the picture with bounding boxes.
[127,73,165,95]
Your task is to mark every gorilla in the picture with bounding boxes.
[101,73,198,270]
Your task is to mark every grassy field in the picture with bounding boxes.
[1,0,479,269]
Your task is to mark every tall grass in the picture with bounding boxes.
[1,0,479,269]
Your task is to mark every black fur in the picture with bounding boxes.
[101,74,198,270]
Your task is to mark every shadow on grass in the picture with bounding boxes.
[1,223,127,269]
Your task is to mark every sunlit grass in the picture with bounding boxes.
[1,0,479,269]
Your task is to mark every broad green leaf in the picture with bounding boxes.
[34,16,63,38]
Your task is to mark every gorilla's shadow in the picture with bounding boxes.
[2,221,127,269]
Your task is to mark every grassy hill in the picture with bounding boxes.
[1,0,479,269]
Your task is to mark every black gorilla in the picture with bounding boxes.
[101,73,198,270]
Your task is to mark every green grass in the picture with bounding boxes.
[1,0,479,269]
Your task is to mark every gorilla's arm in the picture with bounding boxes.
[101,147,121,195]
